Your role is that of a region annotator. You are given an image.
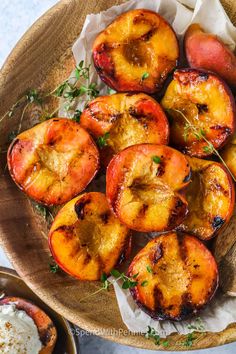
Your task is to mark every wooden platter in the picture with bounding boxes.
[1,0,236,350]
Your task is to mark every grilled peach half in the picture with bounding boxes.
[178,157,235,241]
[161,69,235,157]
[7,118,99,206]
[185,24,236,87]
[93,9,179,93]
[128,232,219,321]
[0,297,57,354]
[106,144,191,232]
[49,192,131,280]
[80,93,169,163]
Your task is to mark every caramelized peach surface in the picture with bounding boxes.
[7,118,99,206]
[185,24,236,87]
[0,297,57,354]
[178,157,235,240]
[161,69,235,157]
[80,93,169,161]
[106,144,191,232]
[49,192,131,280]
[128,232,219,321]
[93,9,179,93]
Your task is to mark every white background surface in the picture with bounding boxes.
[0,0,235,353]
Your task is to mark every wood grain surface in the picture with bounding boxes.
[1,0,236,350]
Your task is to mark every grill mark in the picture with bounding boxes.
[138,204,149,218]
[151,243,163,264]
[89,106,121,124]
[208,180,229,196]
[199,72,209,81]
[167,198,186,228]
[175,70,209,86]
[111,165,128,212]
[53,225,74,240]
[156,161,165,177]
[180,292,195,318]
[74,198,91,220]
[139,28,157,41]
[210,125,232,137]
[196,103,208,114]
[100,211,110,224]
[177,234,195,318]
[128,106,151,129]
[177,234,188,263]
[183,169,191,183]
[83,253,92,266]
[40,322,55,346]
[212,216,225,230]
[54,225,72,233]
[69,243,81,258]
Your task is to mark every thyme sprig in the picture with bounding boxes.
[33,202,54,223]
[79,269,140,303]
[0,89,43,125]
[145,318,205,348]
[145,326,169,347]
[187,317,205,332]
[97,132,110,149]
[168,108,236,182]
[0,61,99,134]
[49,262,59,273]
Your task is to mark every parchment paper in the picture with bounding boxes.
[61,0,236,336]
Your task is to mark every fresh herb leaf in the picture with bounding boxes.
[141,280,148,287]
[145,326,160,345]
[168,108,236,183]
[122,279,138,289]
[101,272,107,282]
[34,203,47,218]
[141,72,149,81]
[132,272,139,279]
[87,82,99,98]
[122,280,131,289]
[110,269,121,278]
[49,263,59,273]
[97,132,110,148]
[33,202,54,222]
[26,89,42,105]
[203,144,214,154]
[162,340,169,347]
[54,81,69,97]
[152,155,161,164]
[72,109,82,123]
[183,332,195,347]
[75,61,90,80]
[107,87,117,95]
[101,272,110,290]
[187,317,205,332]
[146,265,153,274]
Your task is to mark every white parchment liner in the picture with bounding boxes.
[60,0,236,337]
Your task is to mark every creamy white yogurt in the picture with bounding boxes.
[0,303,42,354]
